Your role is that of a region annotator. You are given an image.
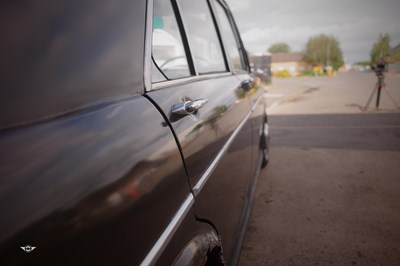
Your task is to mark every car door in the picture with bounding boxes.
[189,1,267,262]
[146,0,257,263]
[213,1,268,176]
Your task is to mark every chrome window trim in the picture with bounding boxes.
[213,0,249,72]
[251,93,263,111]
[211,0,241,74]
[207,0,232,73]
[152,72,233,90]
[173,0,198,76]
[144,0,154,92]
[140,194,194,266]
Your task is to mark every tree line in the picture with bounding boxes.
[267,33,400,70]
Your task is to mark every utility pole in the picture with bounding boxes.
[326,42,330,67]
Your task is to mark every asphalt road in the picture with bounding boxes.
[266,71,400,115]
[238,72,400,265]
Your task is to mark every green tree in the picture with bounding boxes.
[302,34,344,70]
[354,61,371,66]
[392,51,400,63]
[268,42,290,53]
[370,33,391,63]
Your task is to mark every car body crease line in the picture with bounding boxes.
[140,194,194,266]
[193,109,253,196]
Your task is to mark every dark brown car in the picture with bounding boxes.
[0,0,269,265]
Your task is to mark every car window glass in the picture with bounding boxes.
[151,58,167,82]
[152,0,191,80]
[214,1,246,72]
[178,0,226,74]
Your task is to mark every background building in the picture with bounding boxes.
[390,43,400,73]
[271,52,307,76]
[249,53,272,83]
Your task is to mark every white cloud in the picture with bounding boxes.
[226,0,400,63]
[227,0,251,12]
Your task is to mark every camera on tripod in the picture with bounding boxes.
[362,58,399,111]
[372,61,386,80]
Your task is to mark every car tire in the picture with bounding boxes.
[261,114,269,169]
[261,144,269,168]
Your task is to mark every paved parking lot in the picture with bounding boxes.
[239,72,400,265]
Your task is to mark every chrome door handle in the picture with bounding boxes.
[240,79,253,92]
[171,98,208,115]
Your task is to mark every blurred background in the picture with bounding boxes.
[226,0,400,81]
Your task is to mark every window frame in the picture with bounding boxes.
[171,0,197,76]
[211,0,250,74]
[174,0,229,75]
[145,0,248,91]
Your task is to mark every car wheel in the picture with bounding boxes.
[261,116,269,168]
[261,143,269,168]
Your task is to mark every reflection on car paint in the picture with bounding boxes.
[0,97,189,265]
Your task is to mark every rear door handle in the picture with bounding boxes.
[240,79,253,92]
[171,98,208,115]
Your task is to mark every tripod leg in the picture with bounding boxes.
[362,84,378,110]
[383,84,400,109]
[376,85,382,108]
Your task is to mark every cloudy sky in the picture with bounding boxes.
[226,0,400,64]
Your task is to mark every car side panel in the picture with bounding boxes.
[192,116,253,263]
[0,96,189,265]
[147,75,254,263]
[148,76,252,189]
[156,208,222,265]
[237,73,268,175]
[0,0,146,128]
[188,76,266,263]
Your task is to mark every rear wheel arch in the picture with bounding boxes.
[172,225,225,266]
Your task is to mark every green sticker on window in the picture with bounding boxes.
[153,17,164,29]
